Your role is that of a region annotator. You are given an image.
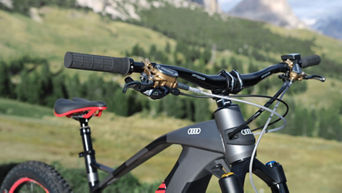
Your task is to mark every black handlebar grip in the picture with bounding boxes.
[301,55,321,68]
[64,52,131,75]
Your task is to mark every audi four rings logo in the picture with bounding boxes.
[187,128,201,135]
[241,128,253,135]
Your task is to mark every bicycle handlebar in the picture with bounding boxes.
[160,63,289,90]
[64,51,321,92]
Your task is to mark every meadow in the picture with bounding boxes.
[0,98,341,193]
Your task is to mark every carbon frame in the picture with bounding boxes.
[77,105,289,193]
[91,120,226,192]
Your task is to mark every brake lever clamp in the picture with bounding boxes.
[282,53,306,82]
[143,60,178,88]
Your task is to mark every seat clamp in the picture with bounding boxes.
[79,150,96,158]
[80,126,91,135]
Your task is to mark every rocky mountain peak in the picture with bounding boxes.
[190,0,221,13]
[314,12,342,39]
[0,0,12,9]
[229,0,306,28]
[0,0,221,21]
[75,0,220,21]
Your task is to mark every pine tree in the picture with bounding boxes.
[26,72,41,104]
[318,109,342,141]
[113,89,129,116]
[40,64,53,105]
[16,71,30,102]
[0,62,11,97]
[102,80,121,113]
[66,74,82,98]
[163,96,185,119]
[149,44,157,59]
[165,42,171,53]
[220,59,228,70]
[229,56,238,71]
[45,74,68,107]
[194,99,211,122]
[131,43,145,57]
[201,47,211,64]
[85,74,105,100]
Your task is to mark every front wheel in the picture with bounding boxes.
[1,161,72,193]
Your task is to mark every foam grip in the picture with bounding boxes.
[64,52,131,75]
[301,55,321,68]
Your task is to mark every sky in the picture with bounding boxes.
[218,0,342,25]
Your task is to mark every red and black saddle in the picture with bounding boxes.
[54,98,107,118]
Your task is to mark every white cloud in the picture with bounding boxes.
[302,18,317,26]
[218,0,241,12]
[288,0,342,19]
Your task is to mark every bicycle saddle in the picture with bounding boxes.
[54,98,107,118]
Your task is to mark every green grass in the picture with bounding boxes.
[0,98,53,118]
[291,78,342,109]
[0,7,175,67]
[0,98,342,193]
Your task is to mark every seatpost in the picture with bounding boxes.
[78,118,100,193]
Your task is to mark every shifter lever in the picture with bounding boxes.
[303,74,326,82]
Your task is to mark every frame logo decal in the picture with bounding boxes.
[241,128,253,135]
[187,128,201,135]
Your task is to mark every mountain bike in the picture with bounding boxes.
[1,52,325,193]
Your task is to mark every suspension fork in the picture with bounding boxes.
[223,158,289,193]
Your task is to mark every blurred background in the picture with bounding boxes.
[0,0,341,192]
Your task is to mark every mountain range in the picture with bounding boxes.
[190,0,220,13]
[226,0,342,40]
[0,0,341,39]
[313,12,342,39]
[228,0,305,28]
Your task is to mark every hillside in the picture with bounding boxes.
[0,7,175,66]
[0,4,341,192]
[0,6,341,137]
[137,5,342,72]
[0,98,341,193]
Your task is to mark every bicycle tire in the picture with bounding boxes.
[0,161,73,193]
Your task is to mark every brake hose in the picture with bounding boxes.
[179,92,289,132]
[185,82,291,193]
[248,83,290,193]
[184,87,287,132]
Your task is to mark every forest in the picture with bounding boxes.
[1,41,341,141]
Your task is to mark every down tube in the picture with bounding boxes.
[98,120,225,191]
[164,120,227,193]
[164,146,225,193]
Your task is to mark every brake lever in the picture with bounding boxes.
[303,74,326,82]
[122,77,154,93]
